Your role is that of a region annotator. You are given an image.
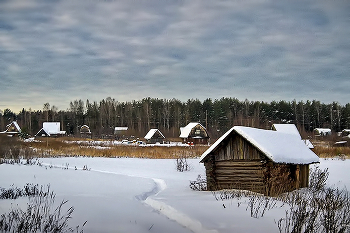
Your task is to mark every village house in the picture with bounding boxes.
[0,121,21,136]
[341,129,350,138]
[144,129,165,144]
[114,127,129,140]
[314,128,331,136]
[80,125,91,138]
[35,122,66,137]
[200,126,319,196]
[179,122,209,145]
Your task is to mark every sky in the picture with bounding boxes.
[0,0,349,112]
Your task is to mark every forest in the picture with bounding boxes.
[1,97,350,140]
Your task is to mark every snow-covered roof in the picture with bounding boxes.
[80,125,91,133]
[272,124,301,139]
[303,139,314,149]
[43,122,62,134]
[115,127,128,131]
[4,121,21,133]
[200,126,319,165]
[144,129,165,140]
[314,128,331,134]
[179,122,206,138]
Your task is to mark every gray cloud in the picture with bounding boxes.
[0,0,349,112]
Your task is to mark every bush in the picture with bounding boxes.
[211,167,350,233]
[189,175,207,191]
[0,184,86,233]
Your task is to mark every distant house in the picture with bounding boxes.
[180,122,209,145]
[144,129,165,144]
[114,127,128,140]
[200,126,319,196]
[314,128,331,136]
[341,129,350,138]
[35,122,66,137]
[80,125,91,138]
[0,121,21,136]
[272,124,314,149]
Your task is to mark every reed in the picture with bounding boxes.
[24,137,208,159]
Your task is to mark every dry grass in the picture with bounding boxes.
[22,137,350,159]
[25,137,208,159]
[313,146,350,159]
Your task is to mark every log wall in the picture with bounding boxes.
[204,133,311,196]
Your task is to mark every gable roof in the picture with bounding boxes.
[35,128,50,137]
[200,126,319,165]
[179,122,207,138]
[80,125,91,133]
[37,122,65,136]
[272,124,301,139]
[115,127,128,130]
[1,121,21,134]
[273,124,314,149]
[43,122,61,134]
[144,129,165,140]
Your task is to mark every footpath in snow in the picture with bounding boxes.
[1,157,349,233]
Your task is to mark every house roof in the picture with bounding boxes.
[314,128,331,133]
[144,129,165,140]
[200,126,319,165]
[80,125,91,133]
[272,124,301,139]
[41,122,65,135]
[35,128,50,137]
[43,122,60,134]
[179,122,206,138]
[115,127,128,131]
[2,121,21,133]
[273,124,314,149]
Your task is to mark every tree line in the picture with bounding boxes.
[1,97,350,140]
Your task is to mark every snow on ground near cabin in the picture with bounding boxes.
[0,158,349,233]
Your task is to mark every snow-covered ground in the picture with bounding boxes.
[0,157,349,233]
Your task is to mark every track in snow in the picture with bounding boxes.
[41,162,217,233]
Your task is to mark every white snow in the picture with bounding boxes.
[1,157,348,233]
[272,124,301,139]
[43,122,62,134]
[201,126,319,164]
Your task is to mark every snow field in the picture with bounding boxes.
[0,157,349,233]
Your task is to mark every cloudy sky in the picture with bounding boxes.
[0,0,349,112]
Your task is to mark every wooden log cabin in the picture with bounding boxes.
[200,126,319,196]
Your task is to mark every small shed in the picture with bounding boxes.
[200,126,319,196]
[114,127,128,140]
[80,125,91,138]
[35,122,66,137]
[0,121,21,136]
[144,129,165,144]
[314,128,331,136]
[180,122,209,145]
[341,129,350,138]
